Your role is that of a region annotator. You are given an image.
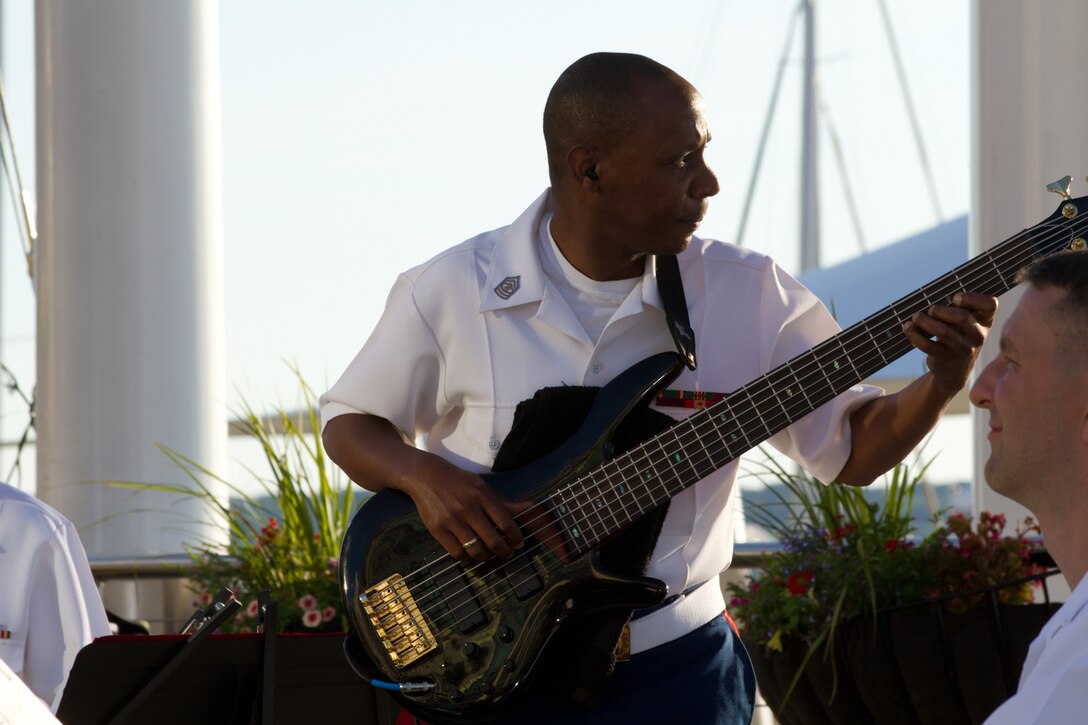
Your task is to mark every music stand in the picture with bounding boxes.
[56,596,402,725]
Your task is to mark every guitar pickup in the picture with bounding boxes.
[428,561,488,635]
[502,551,544,600]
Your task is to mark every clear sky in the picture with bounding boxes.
[0,0,971,490]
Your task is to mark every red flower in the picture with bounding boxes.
[787,571,814,596]
[830,524,857,541]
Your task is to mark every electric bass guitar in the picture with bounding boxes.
[340,180,1088,723]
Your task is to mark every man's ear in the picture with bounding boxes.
[566,146,601,189]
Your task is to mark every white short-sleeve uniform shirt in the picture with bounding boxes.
[0,484,111,712]
[322,190,881,651]
[983,574,1088,724]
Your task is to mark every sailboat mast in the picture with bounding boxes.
[800,0,820,272]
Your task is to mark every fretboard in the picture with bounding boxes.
[552,199,1088,554]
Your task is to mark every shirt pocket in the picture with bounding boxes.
[461,404,516,465]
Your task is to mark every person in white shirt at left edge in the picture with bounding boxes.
[972,251,1088,724]
[0,482,111,712]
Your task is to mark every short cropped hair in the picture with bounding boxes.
[1018,249,1088,366]
[543,52,689,185]
[1019,250,1088,309]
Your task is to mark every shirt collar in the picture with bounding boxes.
[480,189,669,316]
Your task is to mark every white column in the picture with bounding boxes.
[971,2,1088,531]
[35,0,227,564]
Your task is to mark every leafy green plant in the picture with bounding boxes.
[115,372,361,632]
[727,450,1046,705]
[729,454,941,653]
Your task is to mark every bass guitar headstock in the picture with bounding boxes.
[1046,175,1088,252]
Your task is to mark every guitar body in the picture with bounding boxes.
[339,352,685,723]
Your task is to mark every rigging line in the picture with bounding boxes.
[818,93,867,252]
[691,0,731,86]
[0,68,35,282]
[403,217,1084,626]
[876,0,943,223]
[734,2,804,248]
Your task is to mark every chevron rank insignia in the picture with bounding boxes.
[494,275,521,300]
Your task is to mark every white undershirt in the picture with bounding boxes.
[539,213,641,345]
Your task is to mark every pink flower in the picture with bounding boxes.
[302,610,322,628]
[246,600,260,618]
[322,606,337,623]
[197,592,213,607]
[297,594,318,611]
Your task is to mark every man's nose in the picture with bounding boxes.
[969,359,997,409]
[696,163,720,199]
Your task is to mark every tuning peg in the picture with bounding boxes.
[1048,175,1073,200]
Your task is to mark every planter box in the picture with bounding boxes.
[749,602,1060,725]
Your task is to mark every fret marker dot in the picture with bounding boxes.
[674,453,683,462]
[619,484,628,494]
[571,526,581,539]
[833,360,840,370]
[594,499,603,509]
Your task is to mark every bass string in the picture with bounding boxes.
[393,213,1086,636]
[397,214,1079,633]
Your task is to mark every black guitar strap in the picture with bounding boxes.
[654,254,697,371]
[491,254,696,709]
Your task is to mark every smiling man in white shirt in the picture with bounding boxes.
[972,250,1088,724]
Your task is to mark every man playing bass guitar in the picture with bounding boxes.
[321,52,995,724]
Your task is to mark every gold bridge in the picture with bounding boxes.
[361,573,437,668]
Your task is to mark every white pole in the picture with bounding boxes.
[971,1,1088,580]
[35,0,227,575]
[800,0,820,273]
